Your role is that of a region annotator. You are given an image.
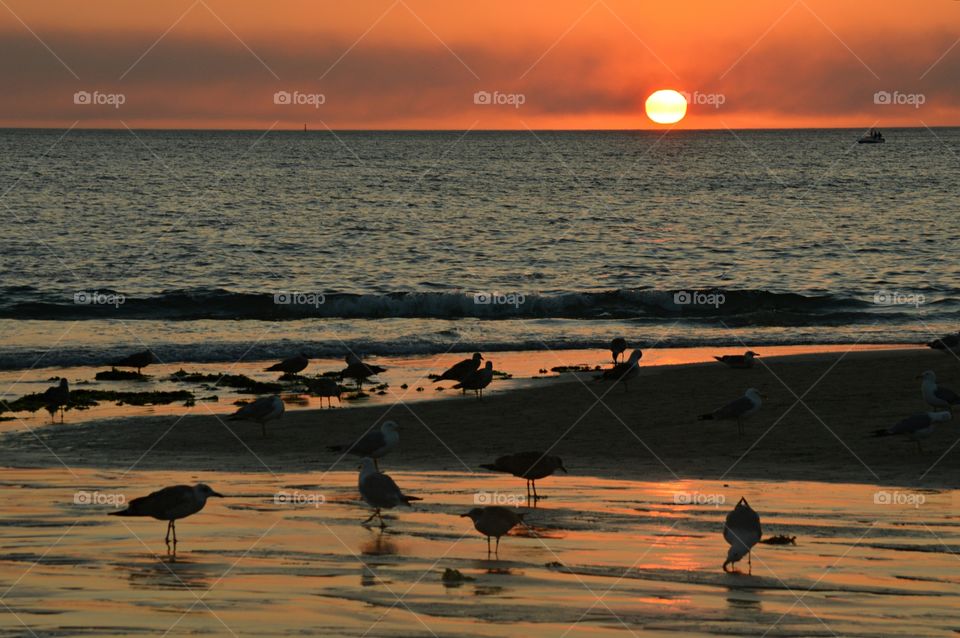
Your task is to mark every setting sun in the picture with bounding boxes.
[645,89,688,124]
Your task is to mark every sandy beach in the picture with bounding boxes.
[4,347,956,487]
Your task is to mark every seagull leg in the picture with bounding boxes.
[165,521,172,545]
[737,418,743,436]
[362,510,380,526]
[171,521,177,545]
[495,536,501,556]
[374,458,380,471]
[747,551,752,574]
[486,536,491,556]
[262,422,267,437]
[532,480,539,504]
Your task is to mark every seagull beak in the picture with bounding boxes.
[559,464,569,474]
[211,491,224,498]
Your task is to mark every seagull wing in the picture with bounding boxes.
[714,395,755,420]
[890,414,932,435]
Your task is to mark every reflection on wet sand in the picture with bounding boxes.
[0,468,958,636]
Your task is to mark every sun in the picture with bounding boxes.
[645,89,687,124]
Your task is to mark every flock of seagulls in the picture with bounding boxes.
[38,333,960,566]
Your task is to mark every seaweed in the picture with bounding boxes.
[0,389,194,414]
[169,369,282,394]
[95,368,150,381]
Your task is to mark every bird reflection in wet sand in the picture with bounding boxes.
[360,528,399,556]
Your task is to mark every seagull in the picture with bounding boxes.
[918,370,960,410]
[307,377,341,408]
[927,333,960,352]
[328,421,400,469]
[265,353,309,375]
[42,378,69,423]
[112,350,155,374]
[480,451,567,502]
[357,457,421,528]
[461,506,525,556]
[453,361,494,399]
[872,411,951,452]
[340,354,386,390]
[109,483,223,545]
[599,349,643,391]
[714,351,760,369]
[722,497,762,573]
[610,337,627,364]
[228,395,284,436]
[699,388,763,435]
[434,353,483,392]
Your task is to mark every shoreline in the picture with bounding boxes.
[3,346,958,487]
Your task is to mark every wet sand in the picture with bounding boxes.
[0,468,957,637]
[1,347,957,487]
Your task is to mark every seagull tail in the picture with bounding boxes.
[326,445,344,452]
[478,464,499,471]
[698,413,714,421]
[108,507,136,516]
[869,429,891,438]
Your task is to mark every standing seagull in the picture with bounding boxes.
[480,451,567,503]
[714,351,760,369]
[229,395,284,436]
[918,370,960,410]
[872,411,951,453]
[265,353,309,376]
[434,352,483,392]
[328,421,400,469]
[453,361,494,399]
[307,377,341,408]
[610,337,628,364]
[699,388,763,435]
[340,354,386,390]
[722,497,762,573]
[357,457,421,528]
[112,350,155,374]
[110,483,223,546]
[600,349,643,391]
[42,378,70,423]
[461,506,525,556]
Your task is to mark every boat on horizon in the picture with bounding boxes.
[858,128,885,144]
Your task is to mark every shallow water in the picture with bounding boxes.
[0,344,911,431]
[0,467,956,637]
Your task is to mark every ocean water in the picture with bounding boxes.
[1,128,958,369]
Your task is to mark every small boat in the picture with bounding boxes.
[858,128,885,144]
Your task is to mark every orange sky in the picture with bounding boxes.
[0,0,958,129]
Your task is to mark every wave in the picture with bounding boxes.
[0,286,927,322]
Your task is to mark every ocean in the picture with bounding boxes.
[2,127,958,369]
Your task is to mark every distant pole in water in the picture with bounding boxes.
[304,123,307,132]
